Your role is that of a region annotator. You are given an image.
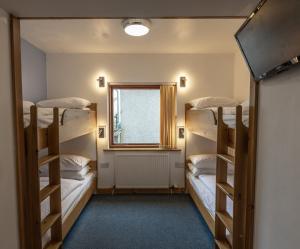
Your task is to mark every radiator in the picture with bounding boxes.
[115,153,170,188]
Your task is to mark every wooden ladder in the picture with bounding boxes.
[25,106,62,249]
[215,106,248,249]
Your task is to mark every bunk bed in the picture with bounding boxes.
[24,103,97,249]
[185,99,249,249]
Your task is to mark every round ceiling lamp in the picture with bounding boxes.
[122,19,151,37]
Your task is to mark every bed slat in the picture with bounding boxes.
[216,239,231,249]
[40,185,60,202]
[216,211,233,233]
[44,241,62,249]
[41,213,61,235]
[38,154,59,167]
[217,183,234,200]
[217,154,235,165]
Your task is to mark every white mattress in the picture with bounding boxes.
[187,172,233,218]
[24,108,92,128]
[41,172,95,246]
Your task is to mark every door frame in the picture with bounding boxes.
[10,15,258,249]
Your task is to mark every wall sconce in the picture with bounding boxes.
[178,126,185,139]
[98,126,106,138]
[180,76,186,87]
[97,76,105,87]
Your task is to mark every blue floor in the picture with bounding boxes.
[64,195,214,249]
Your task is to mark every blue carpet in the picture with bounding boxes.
[64,195,214,249]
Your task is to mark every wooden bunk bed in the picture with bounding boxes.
[185,103,248,249]
[24,104,97,249]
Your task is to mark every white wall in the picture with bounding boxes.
[233,52,250,101]
[21,39,47,102]
[0,9,20,249]
[47,53,238,188]
[254,66,300,249]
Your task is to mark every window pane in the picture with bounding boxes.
[112,88,160,144]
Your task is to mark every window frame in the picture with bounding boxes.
[108,83,161,148]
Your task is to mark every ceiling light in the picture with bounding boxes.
[123,19,151,37]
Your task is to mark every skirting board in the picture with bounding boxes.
[96,187,185,195]
[186,179,215,235]
[62,178,96,238]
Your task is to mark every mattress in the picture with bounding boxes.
[187,172,233,218]
[41,172,95,246]
[23,108,92,128]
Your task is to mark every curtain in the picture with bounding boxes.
[160,85,177,149]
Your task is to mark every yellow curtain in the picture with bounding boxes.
[160,85,177,149]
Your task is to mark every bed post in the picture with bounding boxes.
[184,103,192,192]
[25,106,42,249]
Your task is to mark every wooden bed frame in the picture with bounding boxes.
[185,103,235,148]
[37,103,97,150]
[25,104,97,249]
[185,103,249,248]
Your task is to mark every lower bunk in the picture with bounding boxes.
[186,172,233,238]
[41,171,96,247]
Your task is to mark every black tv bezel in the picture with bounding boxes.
[235,0,300,81]
[235,0,267,81]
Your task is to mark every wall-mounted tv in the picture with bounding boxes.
[235,0,300,81]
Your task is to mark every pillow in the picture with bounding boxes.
[39,165,90,180]
[60,154,91,171]
[188,163,216,175]
[241,99,249,114]
[188,154,216,166]
[23,100,35,114]
[189,97,238,109]
[36,97,91,109]
[60,166,90,180]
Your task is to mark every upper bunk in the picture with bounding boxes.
[185,97,249,146]
[23,98,97,150]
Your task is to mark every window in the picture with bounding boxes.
[109,85,160,147]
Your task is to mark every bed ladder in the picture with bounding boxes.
[25,106,63,249]
[215,106,248,249]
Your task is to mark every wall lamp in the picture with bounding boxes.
[97,76,105,87]
[180,76,186,87]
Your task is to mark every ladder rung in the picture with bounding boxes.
[217,154,235,165]
[216,211,233,233]
[215,239,231,249]
[45,241,62,249]
[39,154,59,167]
[41,213,61,235]
[217,183,234,200]
[40,184,60,202]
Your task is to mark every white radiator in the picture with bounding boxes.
[115,153,170,188]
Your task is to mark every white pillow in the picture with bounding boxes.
[188,163,216,175]
[60,154,91,171]
[39,165,90,180]
[241,99,249,114]
[188,154,216,166]
[189,97,238,109]
[37,97,91,109]
[23,100,35,114]
[61,166,90,180]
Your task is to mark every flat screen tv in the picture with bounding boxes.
[235,0,300,81]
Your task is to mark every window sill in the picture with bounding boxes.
[103,148,181,152]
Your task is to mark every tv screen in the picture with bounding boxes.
[235,0,300,81]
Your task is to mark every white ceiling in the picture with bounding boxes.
[21,19,245,54]
[1,0,259,18]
